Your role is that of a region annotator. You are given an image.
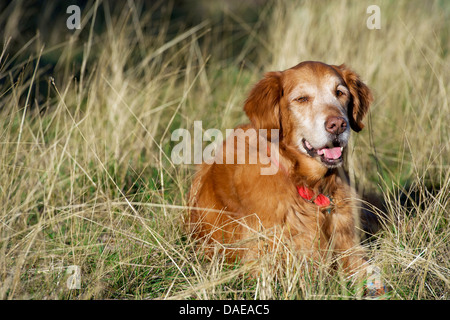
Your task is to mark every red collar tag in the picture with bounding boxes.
[266,143,332,209]
[296,185,331,207]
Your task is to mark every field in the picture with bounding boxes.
[0,0,448,299]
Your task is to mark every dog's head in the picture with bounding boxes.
[244,61,373,168]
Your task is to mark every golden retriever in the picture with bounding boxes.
[188,61,381,288]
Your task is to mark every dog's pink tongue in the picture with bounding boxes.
[317,147,342,159]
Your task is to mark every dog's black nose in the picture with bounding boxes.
[325,116,347,135]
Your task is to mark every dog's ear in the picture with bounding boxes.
[244,71,283,137]
[333,64,373,132]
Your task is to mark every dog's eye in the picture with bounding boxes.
[296,96,308,103]
[336,89,344,97]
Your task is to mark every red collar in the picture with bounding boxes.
[296,185,332,207]
[267,145,332,208]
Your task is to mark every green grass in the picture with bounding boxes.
[0,0,449,299]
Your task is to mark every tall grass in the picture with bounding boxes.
[0,0,448,299]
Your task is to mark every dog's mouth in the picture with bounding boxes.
[302,138,344,167]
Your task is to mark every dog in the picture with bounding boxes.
[188,61,383,290]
